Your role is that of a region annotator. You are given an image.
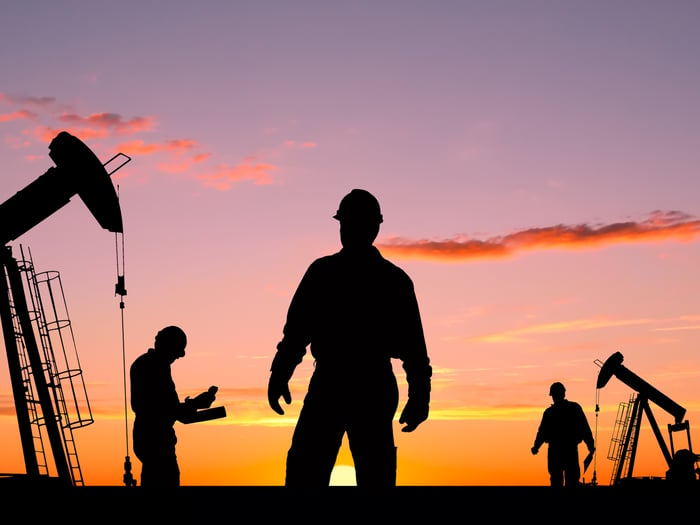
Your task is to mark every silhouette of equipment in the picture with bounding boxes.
[595,351,699,485]
[0,131,129,487]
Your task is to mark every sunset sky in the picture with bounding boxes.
[1,1,700,487]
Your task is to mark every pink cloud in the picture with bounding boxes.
[196,159,278,191]
[1,92,294,192]
[115,139,198,157]
[0,110,36,122]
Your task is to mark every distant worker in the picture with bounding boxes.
[267,189,432,487]
[531,382,595,491]
[130,326,217,487]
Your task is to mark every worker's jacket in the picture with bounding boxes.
[130,348,182,455]
[273,246,431,400]
[534,399,595,451]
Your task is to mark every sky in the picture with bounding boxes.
[1,0,700,487]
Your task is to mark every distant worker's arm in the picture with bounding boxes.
[578,405,596,452]
[531,415,548,455]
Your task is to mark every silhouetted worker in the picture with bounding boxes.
[268,189,432,487]
[130,326,217,487]
[531,382,595,491]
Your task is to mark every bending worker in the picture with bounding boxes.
[130,325,217,487]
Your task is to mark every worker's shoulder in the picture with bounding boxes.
[130,348,157,371]
[566,399,584,409]
[307,250,414,283]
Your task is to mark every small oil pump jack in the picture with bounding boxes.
[595,351,699,485]
[0,131,126,487]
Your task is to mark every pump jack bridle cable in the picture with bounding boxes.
[114,185,135,487]
[592,385,600,486]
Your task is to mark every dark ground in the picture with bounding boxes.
[1,476,697,523]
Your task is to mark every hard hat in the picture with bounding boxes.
[333,189,383,224]
[549,382,566,396]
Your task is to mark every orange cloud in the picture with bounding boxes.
[196,159,278,191]
[378,211,700,261]
[37,125,109,142]
[0,110,36,122]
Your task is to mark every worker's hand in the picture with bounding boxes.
[531,446,539,455]
[399,398,429,432]
[188,386,217,409]
[268,374,291,415]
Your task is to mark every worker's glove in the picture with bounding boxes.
[531,446,540,455]
[268,350,299,415]
[268,373,292,415]
[399,398,429,433]
[187,385,217,410]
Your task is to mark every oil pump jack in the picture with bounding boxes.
[595,351,699,486]
[0,131,127,487]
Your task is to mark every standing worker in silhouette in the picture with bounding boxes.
[268,189,432,487]
[130,325,217,487]
[531,382,595,491]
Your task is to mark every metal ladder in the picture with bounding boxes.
[14,246,93,486]
[607,394,638,484]
[9,288,50,477]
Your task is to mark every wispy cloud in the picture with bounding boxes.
[196,158,278,190]
[58,112,155,135]
[0,91,307,190]
[0,93,56,108]
[0,109,37,122]
[378,211,700,261]
[115,138,198,157]
[471,317,653,344]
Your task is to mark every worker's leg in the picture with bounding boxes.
[563,448,581,489]
[139,448,180,487]
[285,390,344,487]
[547,448,564,490]
[348,421,397,487]
[347,376,399,487]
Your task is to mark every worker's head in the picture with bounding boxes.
[549,382,566,401]
[155,325,187,362]
[333,189,383,249]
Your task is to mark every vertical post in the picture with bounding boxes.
[4,249,72,485]
[0,248,40,476]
